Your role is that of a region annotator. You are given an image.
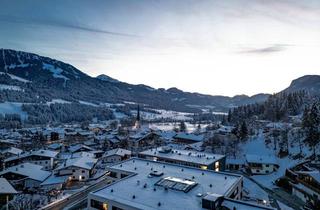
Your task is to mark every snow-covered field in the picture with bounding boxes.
[0,102,28,119]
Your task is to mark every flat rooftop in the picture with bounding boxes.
[139,147,225,166]
[91,158,242,210]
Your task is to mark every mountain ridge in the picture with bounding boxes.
[0,49,318,116]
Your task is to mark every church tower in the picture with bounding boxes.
[134,104,141,129]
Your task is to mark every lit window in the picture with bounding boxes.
[215,162,220,172]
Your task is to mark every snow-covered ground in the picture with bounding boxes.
[0,102,28,119]
[131,109,193,121]
[0,84,22,91]
[46,99,71,105]
[239,131,308,188]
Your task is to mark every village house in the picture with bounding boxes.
[173,132,204,144]
[0,178,18,206]
[3,149,58,170]
[101,148,132,164]
[283,161,320,208]
[54,156,98,182]
[245,154,279,175]
[0,163,50,190]
[128,129,161,152]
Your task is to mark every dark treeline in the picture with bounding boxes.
[22,103,114,125]
[228,91,312,123]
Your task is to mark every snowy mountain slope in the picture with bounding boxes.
[0,49,270,114]
[283,75,320,95]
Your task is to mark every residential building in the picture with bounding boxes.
[139,146,226,171]
[0,163,50,190]
[3,149,58,170]
[245,154,279,175]
[88,158,274,210]
[55,156,98,181]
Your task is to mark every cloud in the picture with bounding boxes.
[0,14,141,38]
[238,44,290,55]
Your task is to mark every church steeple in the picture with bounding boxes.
[137,104,140,121]
[134,104,141,129]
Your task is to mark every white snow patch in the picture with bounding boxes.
[0,84,21,91]
[0,72,30,83]
[46,99,71,105]
[0,102,28,119]
[42,63,69,81]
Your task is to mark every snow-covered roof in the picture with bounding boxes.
[245,154,278,165]
[41,174,69,186]
[226,158,246,165]
[68,144,94,153]
[0,178,17,194]
[103,148,132,158]
[0,163,50,182]
[0,147,23,156]
[174,132,204,142]
[139,147,225,166]
[47,143,63,150]
[4,149,58,162]
[56,156,97,171]
[90,158,242,210]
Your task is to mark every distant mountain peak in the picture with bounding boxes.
[284,75,320,94]
[96,74,119,83]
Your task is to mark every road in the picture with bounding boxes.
[41,177,113,210]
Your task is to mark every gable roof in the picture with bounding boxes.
[0,178,18,194]
[56,156,97,171]
[0,163,50,182]
[103,148,131,158]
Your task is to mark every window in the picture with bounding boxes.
[266,170,269,173]
[266,164,269,167]
[45,161,48,164]
[90,199,108,210]
[82,170,85,173]
[72,176,75,179]
[256,170,260,173]
[72,169,75,173]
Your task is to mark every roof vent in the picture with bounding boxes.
[158,202,161,207]
[132,195,136,199]
[202,172,204,175]
[134,167,137,170]
[153,188,156,191]
[209,184,212,188]
[137,180,140,185]
[143,183,147,188]
[181,168,184,172]
[111,189,114,193]
[192,176,195,179]
[120,164,122,167]
[163,165,165,168]
[225,176,227,180]
[20,164,24,168]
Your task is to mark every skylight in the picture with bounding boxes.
[155,176,197,193]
